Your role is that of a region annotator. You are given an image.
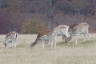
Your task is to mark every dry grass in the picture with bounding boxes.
[0,34,96,64]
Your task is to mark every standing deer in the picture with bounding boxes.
[69,22,90,44]
[31,25,70,48]
[4,31,18,48]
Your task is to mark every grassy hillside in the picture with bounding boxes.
[0,34,96,64]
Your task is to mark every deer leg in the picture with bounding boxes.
[75,39,78,45]
[42,40,45,48]
[83,33,89,41]
[54,40,56,48]
[51,40,54,48]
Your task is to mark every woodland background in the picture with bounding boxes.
[0,0,96,34]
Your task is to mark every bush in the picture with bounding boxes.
[21,19,48,34]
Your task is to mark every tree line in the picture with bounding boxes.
[0,0,96,33]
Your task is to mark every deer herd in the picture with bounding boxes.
[4,22,90,48]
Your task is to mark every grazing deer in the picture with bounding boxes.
[31,25,70,48]
[4,31,18,48]
[69,22,90,44]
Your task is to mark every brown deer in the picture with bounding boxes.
[31,25,70,48]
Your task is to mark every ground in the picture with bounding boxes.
[0,34,96,64]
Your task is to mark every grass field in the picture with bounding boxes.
[0,34,96,64]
